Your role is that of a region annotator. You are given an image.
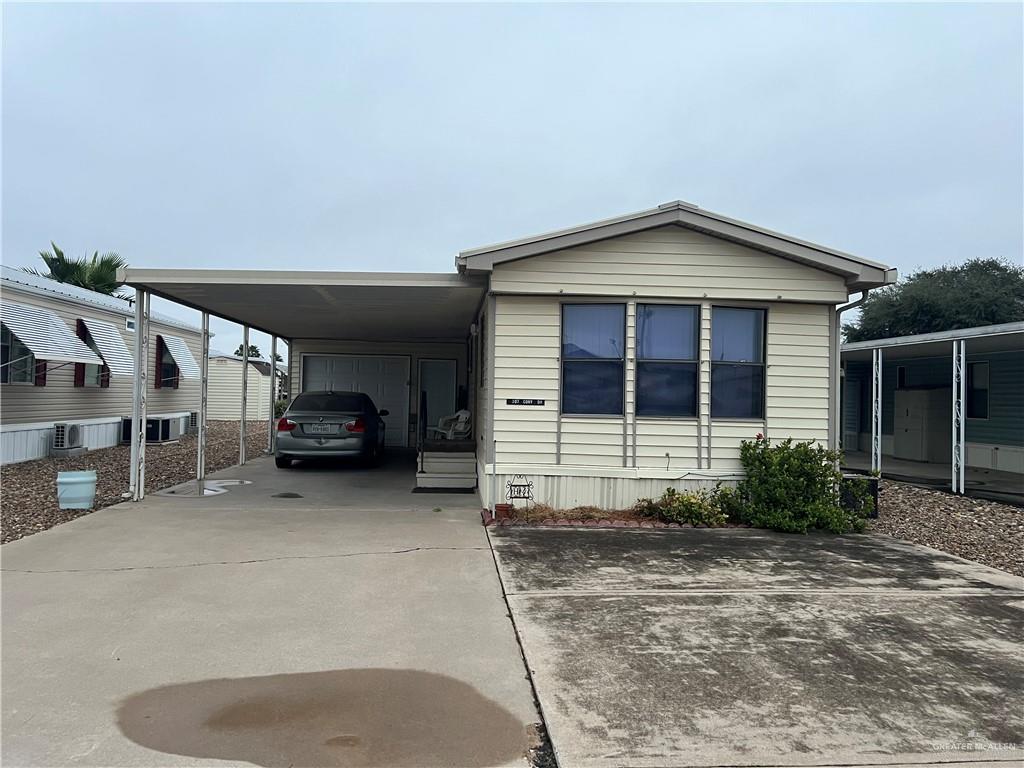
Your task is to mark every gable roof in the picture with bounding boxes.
[457,200,897,291]
[1,266,201,333]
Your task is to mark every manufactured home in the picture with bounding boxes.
[0,266,203,464]
[121,201,898,507]
[841,323,1024,499]
[206,351,280,421]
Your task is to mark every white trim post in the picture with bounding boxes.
[129,292,144,497]
[197,312,210,493]
[870,347,882,474]
[135,293,150,500]
[240,326,249,466]
[952,339,966,494]
[268,335,277,454]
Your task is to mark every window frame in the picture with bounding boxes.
[710,305,767,421]
[634,303,700,420]
[1,325,37,386]
[559,302,627,417]
[155,335,180,390]
[966,361,989,420]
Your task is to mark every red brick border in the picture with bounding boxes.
[480,509,751,530]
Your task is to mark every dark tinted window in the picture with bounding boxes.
[711,365,764,419]
[290,393,366,412]
[562,360,625,415]
[561,304,625,415]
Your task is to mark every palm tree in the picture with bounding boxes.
[22,243,130,299]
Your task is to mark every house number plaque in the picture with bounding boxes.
[506,399,545,406]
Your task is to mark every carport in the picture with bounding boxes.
[841,322,1024,501]
[118,268,487,500]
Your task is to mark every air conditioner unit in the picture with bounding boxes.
[53,423,84,450]
[119,417,183,444]
[187,411,199,434]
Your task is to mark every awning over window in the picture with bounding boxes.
[1,302,102,365]
[80,317,135,376]
[160,334,201,379]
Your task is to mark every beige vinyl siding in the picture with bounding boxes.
[490,226,848,303]
[0,288,201,427]
[207,358,272,420]
[492,296,559,465]
[635,421,700,470]
[765,303,830,444]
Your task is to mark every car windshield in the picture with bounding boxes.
[290,393,365,412]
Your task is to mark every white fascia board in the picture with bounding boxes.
[842,322,1024,352]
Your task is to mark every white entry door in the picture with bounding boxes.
[301,355,411,447]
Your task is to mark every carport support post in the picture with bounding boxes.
[268,335,277,454]
[197,312,210,493]
[240,326,249,466]
[130,292,150,501]
[951,339,966,494]
[870,348,882,475]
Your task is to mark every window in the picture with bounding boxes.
[635,304,699,417]
[897,366,907,389]
[966,362,989,419]
[711,307,765,419]
[155,336,179,389]
[1,325,35,384]
[125,318,136,332]
[74,320,108,388]
[561,304,625,415]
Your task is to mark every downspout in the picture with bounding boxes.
[834,290,870,453]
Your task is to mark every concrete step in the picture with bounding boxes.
[422,456,477,474]
[416,472,477,490]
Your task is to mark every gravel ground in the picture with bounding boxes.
[869,480,1024,576]
[1,421,269,544]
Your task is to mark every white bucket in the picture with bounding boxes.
[57,470,97,510]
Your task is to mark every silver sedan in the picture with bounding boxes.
[275,391,389,468]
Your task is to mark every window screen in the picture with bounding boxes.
[711,307,766,419]
[561,304,625,415]
[635,304,698,417]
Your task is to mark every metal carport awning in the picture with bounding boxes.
[1,301,102,365]
[117,269,489,341]
[117,268,488,503]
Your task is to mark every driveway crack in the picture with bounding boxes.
[1,546,489,574]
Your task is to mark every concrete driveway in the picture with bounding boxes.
[490,527,1024,768]
[2,453,538,767]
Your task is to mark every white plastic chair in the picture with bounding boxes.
[426,409,472,440]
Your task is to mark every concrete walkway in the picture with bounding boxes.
[2,454,538,767]
[490,526,1024,768]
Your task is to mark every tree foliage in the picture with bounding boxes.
[234,343,262,359]
[22,243,130,299]
[843,258,1024,342]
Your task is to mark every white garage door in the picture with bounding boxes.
[301,355,411,447]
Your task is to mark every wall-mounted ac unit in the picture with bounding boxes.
[53,423,84,450]
[119,417,183,444]
[187,411,199,435]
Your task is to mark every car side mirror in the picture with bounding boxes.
[378,409,390,417]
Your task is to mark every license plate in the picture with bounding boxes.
[307,423,333,434]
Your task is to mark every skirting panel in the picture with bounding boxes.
[479,468,742,510]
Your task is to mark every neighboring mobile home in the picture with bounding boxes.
[207,351,278,421]
[841,323,1024,495]
[1,266,203,464]
[122,201,898,507]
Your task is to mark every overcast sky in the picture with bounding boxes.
[3,2,1022,354]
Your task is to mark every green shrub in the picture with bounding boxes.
[712,484,745,524]
[736,435,866,534]
[633,487,727,527]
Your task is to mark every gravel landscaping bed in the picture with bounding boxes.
[869,480,1024,576]
[1,421,269,544]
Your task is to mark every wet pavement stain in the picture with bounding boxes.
[117,668,530,767]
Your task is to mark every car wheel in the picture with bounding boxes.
[275,456,292,469]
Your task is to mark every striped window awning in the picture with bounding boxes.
[1,302,102,365]
[160,334,201,379]
[80,317,135,376]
